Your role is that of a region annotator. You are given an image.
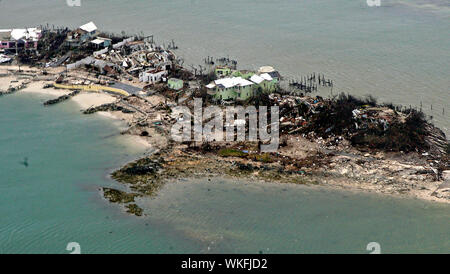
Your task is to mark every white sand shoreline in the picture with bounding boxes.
[1,65,448,205]
[0,72,153,150]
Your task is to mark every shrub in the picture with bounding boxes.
[351,109,429,152]
[218,148,248,157]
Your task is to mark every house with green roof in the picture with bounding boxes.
[206,77,256,101]
[168,78,183,90]
[214,66,232,78]
[207,66,281,101]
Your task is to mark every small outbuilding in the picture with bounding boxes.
[168,78,184,90]
[90,37,112,48]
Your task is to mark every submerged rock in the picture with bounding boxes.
[126,204,143,217]
[121,158,161,175]
[102,187,140,204]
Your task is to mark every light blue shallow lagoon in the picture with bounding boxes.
[0,0,449,253]
[0,92,449,253]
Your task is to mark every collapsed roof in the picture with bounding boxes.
[0,28,42,41]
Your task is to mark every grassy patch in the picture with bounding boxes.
[102,188,139,204]
[218,148,248,157]
[248,153,274,163]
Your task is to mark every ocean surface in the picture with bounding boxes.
[0,92,449,253]
[0,0,449,136]
[0,0,449,253]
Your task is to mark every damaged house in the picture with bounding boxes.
[206,66,281,101]
[66,21,98,46]
[206,77,255,101]
[90,37,112,49]
[139,68,168,84]
[0,28,42,53]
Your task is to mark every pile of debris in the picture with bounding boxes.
[257,93,448,155]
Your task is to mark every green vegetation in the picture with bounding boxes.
[303,93,430,152]
[218,148,248,157]
[102,187,139,203]
[351,109,429,152]
[305,93,377,137]
[111,157,164,196]
[248,153,274,163]
[125,204,143,216]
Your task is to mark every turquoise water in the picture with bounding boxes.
[0,92,201,253]
[144,179,450,253]
[0,0,449,135]
[0,0,449,253]
[0,92,449,253]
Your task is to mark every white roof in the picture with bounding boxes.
[0,56,12,63]
[79,22,97,33]
[214,77,254,89]
[206,83,216,89]
[258,66,275,73]
[91,39,105,45]
[250,74,265,84]
[9,28,41,41]
[260,73,273,81]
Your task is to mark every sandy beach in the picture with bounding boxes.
[1,65,152,150]
[1,64,448,206]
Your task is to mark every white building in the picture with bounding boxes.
[139,69,168,84]
[79,22,98,35]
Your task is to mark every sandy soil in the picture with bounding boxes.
[0,76,17,90]
[71,92,117,109]
[0,64,65,74]
[22,81,70,96]
[3,65,448,204]
[0,68,152,150]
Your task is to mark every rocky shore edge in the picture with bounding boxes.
[107,138,450,216]
[98,94,450,217]
[1,67,448,218]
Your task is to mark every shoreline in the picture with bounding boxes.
[108,144,450,216]
[1,64,449,217]
[0,66,153,151]
[158,176,450,208]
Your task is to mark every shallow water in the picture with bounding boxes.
[0,92,201,253]
[0,0,449,253]
[0,93,449,253]
[0,0,449,135]
[142,178,450,253]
